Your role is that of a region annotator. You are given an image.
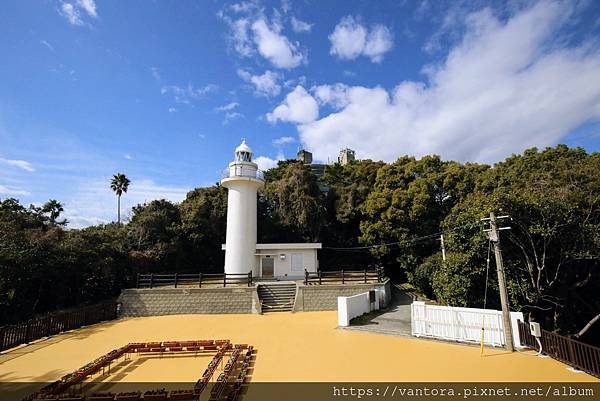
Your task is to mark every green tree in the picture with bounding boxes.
[179,186,228,271]
[359,155,486,280]
[261,160,325,242]
[110,173,131,225]
[127,199,182,273]
[443,146,600,333]
[42,199,65,224]
[320,159,385,267]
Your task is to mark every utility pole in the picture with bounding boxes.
[482,212,514,352]
[440,234,446,261]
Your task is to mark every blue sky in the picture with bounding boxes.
[0,0,599,227]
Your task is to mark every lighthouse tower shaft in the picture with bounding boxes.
[221,141,264,275]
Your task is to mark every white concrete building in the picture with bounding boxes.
[222,243,322,279]
[221,140,321,278]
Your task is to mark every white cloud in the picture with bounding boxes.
[215,102,240,112]
[297,1,600,164]
[238,69,281,96]
[219,4,307,68]
[280,0,291,14]
[230,1,259,14]
[224,111,244,123]
[313,84,351,109]
[291,16,313,33]
[254,152,285,171]
[41,40,55,52]
[124,154,133,160]
[273,136,295,146]
[267,86,319,124]
[0,157,35,172]
[229,17,255,57]
[60,3,83,26]
[151,67,161,81]
[160,83,218,104]
[251,19,305,68]
[59,1,97,25]
[0,185,30,197]
[329,16,366,60]
[76,0,97,17]
[363,25,394,63]
[215,102,243,123]
[168,107,177,113]
[63,178,189,228]
[328,16,393,63]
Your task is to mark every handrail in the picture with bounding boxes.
[304,267,385,285]
[221,167,265,181]
[137,271,254,288]
[517,320,600,378]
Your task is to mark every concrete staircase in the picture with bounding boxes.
[257,283,296,312]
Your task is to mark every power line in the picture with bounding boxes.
[322,222,480,251]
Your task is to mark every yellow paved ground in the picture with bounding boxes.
[1,312,597,383]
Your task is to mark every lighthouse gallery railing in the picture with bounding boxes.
[221,167,265,181]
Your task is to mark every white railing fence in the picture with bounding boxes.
[411,301,524,347]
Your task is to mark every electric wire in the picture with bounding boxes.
[322,222,480,251]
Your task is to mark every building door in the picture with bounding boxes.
[262,257,274,278]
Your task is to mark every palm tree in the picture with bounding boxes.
[42,199,63,223]
[110,173,131,225]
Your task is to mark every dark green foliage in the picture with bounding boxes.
[260,160,325,242]
[127,199,183,273]
[443,146,600,332]
[179,186,228,271]
[359,155,486,279]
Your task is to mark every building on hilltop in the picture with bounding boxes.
[338,148,356,165]
[297,149,313,164]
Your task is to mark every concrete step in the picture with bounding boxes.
[261,304,293,312]
[258,283,297,314]
[259,293,295,297]
[259,291,296,297]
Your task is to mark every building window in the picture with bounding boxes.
[237,151,251,162]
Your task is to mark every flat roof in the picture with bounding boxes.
[221,243,322,250]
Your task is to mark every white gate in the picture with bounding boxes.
[411,301,523,347]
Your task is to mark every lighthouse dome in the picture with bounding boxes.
[235,139,253,162]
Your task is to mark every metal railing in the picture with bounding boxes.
[221,167,265,181]
[136,271,253,288]
[517,320,600,378]
[0,302,118,352]
[304,267,385,285]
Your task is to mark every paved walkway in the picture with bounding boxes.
[344,283,414,336]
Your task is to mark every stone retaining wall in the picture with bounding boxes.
[118,280,390,316]
[294,279,390,312]
[118,287,259,317]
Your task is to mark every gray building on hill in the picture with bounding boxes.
[297,149,313,164]
[338,148,356,165]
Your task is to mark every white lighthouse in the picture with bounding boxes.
[221,140,265,275]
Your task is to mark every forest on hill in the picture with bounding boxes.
[1,145,598,343]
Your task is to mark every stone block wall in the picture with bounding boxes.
[118,287,259,317]
[294,279,390,312]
